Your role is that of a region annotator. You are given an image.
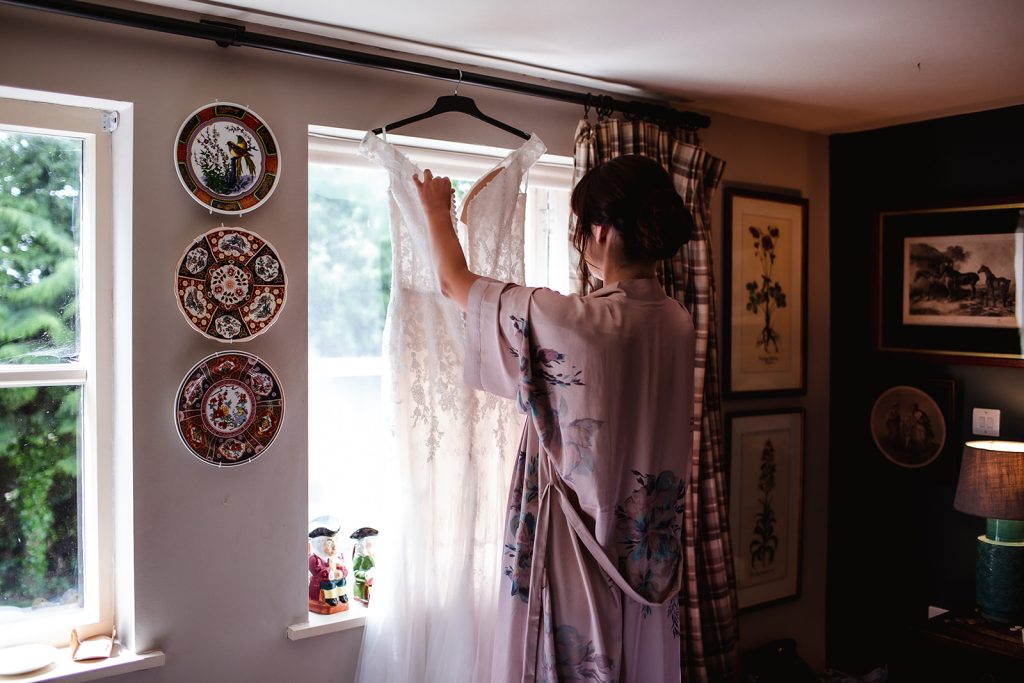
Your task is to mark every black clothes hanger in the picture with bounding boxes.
[372,71,530,140]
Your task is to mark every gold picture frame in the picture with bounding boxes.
[875,201,1024,365]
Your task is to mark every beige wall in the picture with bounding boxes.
[0,4,828,679]
[703,114,830,670]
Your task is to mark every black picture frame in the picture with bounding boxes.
[723,188,808,398]
[726,408,805,611]
[868,378,959,480]
[875,201,1023,366]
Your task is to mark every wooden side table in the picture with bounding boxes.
[892,610,1024,683]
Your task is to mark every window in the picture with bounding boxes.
[307,127,572,547]
[0,97,116,647]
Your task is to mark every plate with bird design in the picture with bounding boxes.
[175,227,287,342]
[174,102,281,214]
[175,350,285,466]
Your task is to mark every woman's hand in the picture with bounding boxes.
[412,169,455,220]
[410,168,478,312]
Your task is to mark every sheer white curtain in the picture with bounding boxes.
[355,132,546,682]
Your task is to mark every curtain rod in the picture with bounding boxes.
[2,0,711,130]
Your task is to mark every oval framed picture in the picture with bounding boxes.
[174,102,280,215]
[174,227,287,342]
[175,351,285,467]
[870,385,947,468]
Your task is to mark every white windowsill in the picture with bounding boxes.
[0,645,164,682]
[286,602,368,641]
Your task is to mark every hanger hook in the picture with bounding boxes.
[454,69,463,96]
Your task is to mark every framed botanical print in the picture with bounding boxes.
[727,409,804,611]
[724,188,808,397]
[875,201,1023,365]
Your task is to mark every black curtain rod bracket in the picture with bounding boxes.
[199,18,245,48]
[2,0,711,130]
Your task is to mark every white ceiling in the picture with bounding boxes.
[132,0,1024,133]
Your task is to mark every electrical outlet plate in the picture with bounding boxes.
[972,408,1000,437]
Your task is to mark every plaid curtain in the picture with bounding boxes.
[572,118,739,682]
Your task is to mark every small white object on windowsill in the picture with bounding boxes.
[0,643,59,676]
[70,626,115,662]
[0,640,163,683]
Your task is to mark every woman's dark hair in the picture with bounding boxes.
[570,154,694,283]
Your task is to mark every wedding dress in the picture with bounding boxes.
[355,131,546,683]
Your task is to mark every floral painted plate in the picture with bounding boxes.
[175,350,285,467]
[174,102,280,214]
[175,227,287,342]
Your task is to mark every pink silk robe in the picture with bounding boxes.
[465,277,695,682]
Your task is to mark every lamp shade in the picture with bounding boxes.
[954,440,1024,520]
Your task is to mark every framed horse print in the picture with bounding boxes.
[875,201,1024,365]
[723,188,808,397]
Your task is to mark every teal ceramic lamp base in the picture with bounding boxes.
[976,519,1024,623]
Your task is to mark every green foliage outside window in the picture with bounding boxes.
[308,165,392,358]
[307,163,472,359]
[0,130,82,608]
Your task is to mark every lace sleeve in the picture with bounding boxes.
[358,131,413,175]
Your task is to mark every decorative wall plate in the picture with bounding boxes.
[174,102,280,214]
[869,385,947,468]
[175,351,285,467]
[175,227,287,342]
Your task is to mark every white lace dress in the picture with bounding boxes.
[355,131,547,683]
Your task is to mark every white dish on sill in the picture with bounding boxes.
[0,643,59,676]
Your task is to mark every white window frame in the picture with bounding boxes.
[0,96,116,648]
[304,128,573,622]
[308,125,574,292]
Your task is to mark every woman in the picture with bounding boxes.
[414,154,696,682]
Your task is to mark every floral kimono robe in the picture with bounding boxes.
[465,277,695,682]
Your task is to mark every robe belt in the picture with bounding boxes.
[546,480,683,608]
[522,478,684,681]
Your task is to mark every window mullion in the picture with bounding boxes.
[0,363,88,387]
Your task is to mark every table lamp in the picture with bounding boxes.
[953,440,1024,622]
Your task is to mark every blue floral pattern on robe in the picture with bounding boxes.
[507,315,582,446]
[504,448,539,602]
[614,470,686,602]
[502,314,597,602]
[539,610,614,683]
[669,597,681,639]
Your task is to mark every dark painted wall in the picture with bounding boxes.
[827,104,1024,672]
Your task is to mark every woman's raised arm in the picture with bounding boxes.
[412,169,480,312]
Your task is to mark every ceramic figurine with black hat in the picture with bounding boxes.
[308,526,349,615]
[350,527,378,605]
